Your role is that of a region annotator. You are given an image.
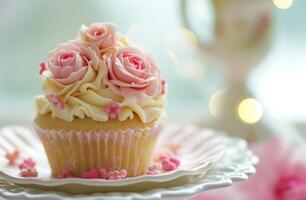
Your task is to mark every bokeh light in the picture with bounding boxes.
[209,90,225,118]
[273,0,293,9]
[238,98,263,124]
[181,28,198,46]
[164,49,178,65]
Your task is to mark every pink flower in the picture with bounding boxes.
[161,159,177,172]
[82,168,101,179]
[19,158,36,170]
[238,138,306,200]
[5,150,20,165]
[191,137,306,200]
[46,95,64,110]
[104,102,121,119]
[47,41,99,85]
[274,166,306,200]
[104,47,161,98]
[20,168,38,177]
[161,156,180,172]
[108,169,127,180]
[80,22,117,55]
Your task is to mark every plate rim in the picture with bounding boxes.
[0,134,258,200]
[0,125,225,187]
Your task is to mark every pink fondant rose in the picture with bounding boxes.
[48,42,99,85]
[80,23,117,55]
[104,47,161,98]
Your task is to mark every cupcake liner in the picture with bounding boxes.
[34,124,162,178]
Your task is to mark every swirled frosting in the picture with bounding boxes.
[35,22,166,124]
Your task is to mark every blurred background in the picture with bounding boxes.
[0,0,305,142]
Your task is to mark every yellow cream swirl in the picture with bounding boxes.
[35,62,166,123]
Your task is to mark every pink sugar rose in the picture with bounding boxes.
[80,22,117,55]
[48,41,99,85]
[104,47,161,98]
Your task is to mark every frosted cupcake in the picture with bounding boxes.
[34,23,166,178]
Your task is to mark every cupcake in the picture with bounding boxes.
[34,22,166,178]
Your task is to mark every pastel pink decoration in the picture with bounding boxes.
[162,159,177,172]
[48,42,99,85]
[5,150,20,165]
[46,95,64,110]
[82,168,101,179]
[274,167,306,200]
[158,153,170,161]
[147,169,159,176]
[19,158,36,170]
[147,164,160,175]
[169,157,180,167]
[20,168,38,178]
[38,62,47,75]
[192,137,306,200]
[57,169,73,179]
[104,47,161,98]
[104,102,121,119]
[80,23,117,55]
[161,80,166,95]
[158,152,180,172]
[238,138,306,200]
[108,169,127,180]
[82,168,127,180]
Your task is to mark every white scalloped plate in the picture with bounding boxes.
[0,133,258,200]
[0,125,225,193]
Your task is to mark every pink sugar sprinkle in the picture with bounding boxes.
[39,62,47,75]
[19,158,36,170]
[170,157,180,167]
[146,164,161,175]
[5,150,20,165]
[119,169,127,177]
[158,153,170,161]
[57,169,72,179]
[82,168,101,179]
[147,168,159,175]
[20,168,38,177]
[162,159,177,172]
[107,169,127,180]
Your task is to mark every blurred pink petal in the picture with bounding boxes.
[191,137,306,200]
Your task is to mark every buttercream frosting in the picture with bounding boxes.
[35,22,166,124]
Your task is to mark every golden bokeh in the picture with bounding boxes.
[273,0,293,9]
[238,98,263,124]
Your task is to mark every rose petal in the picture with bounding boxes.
[55,67,88,85]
